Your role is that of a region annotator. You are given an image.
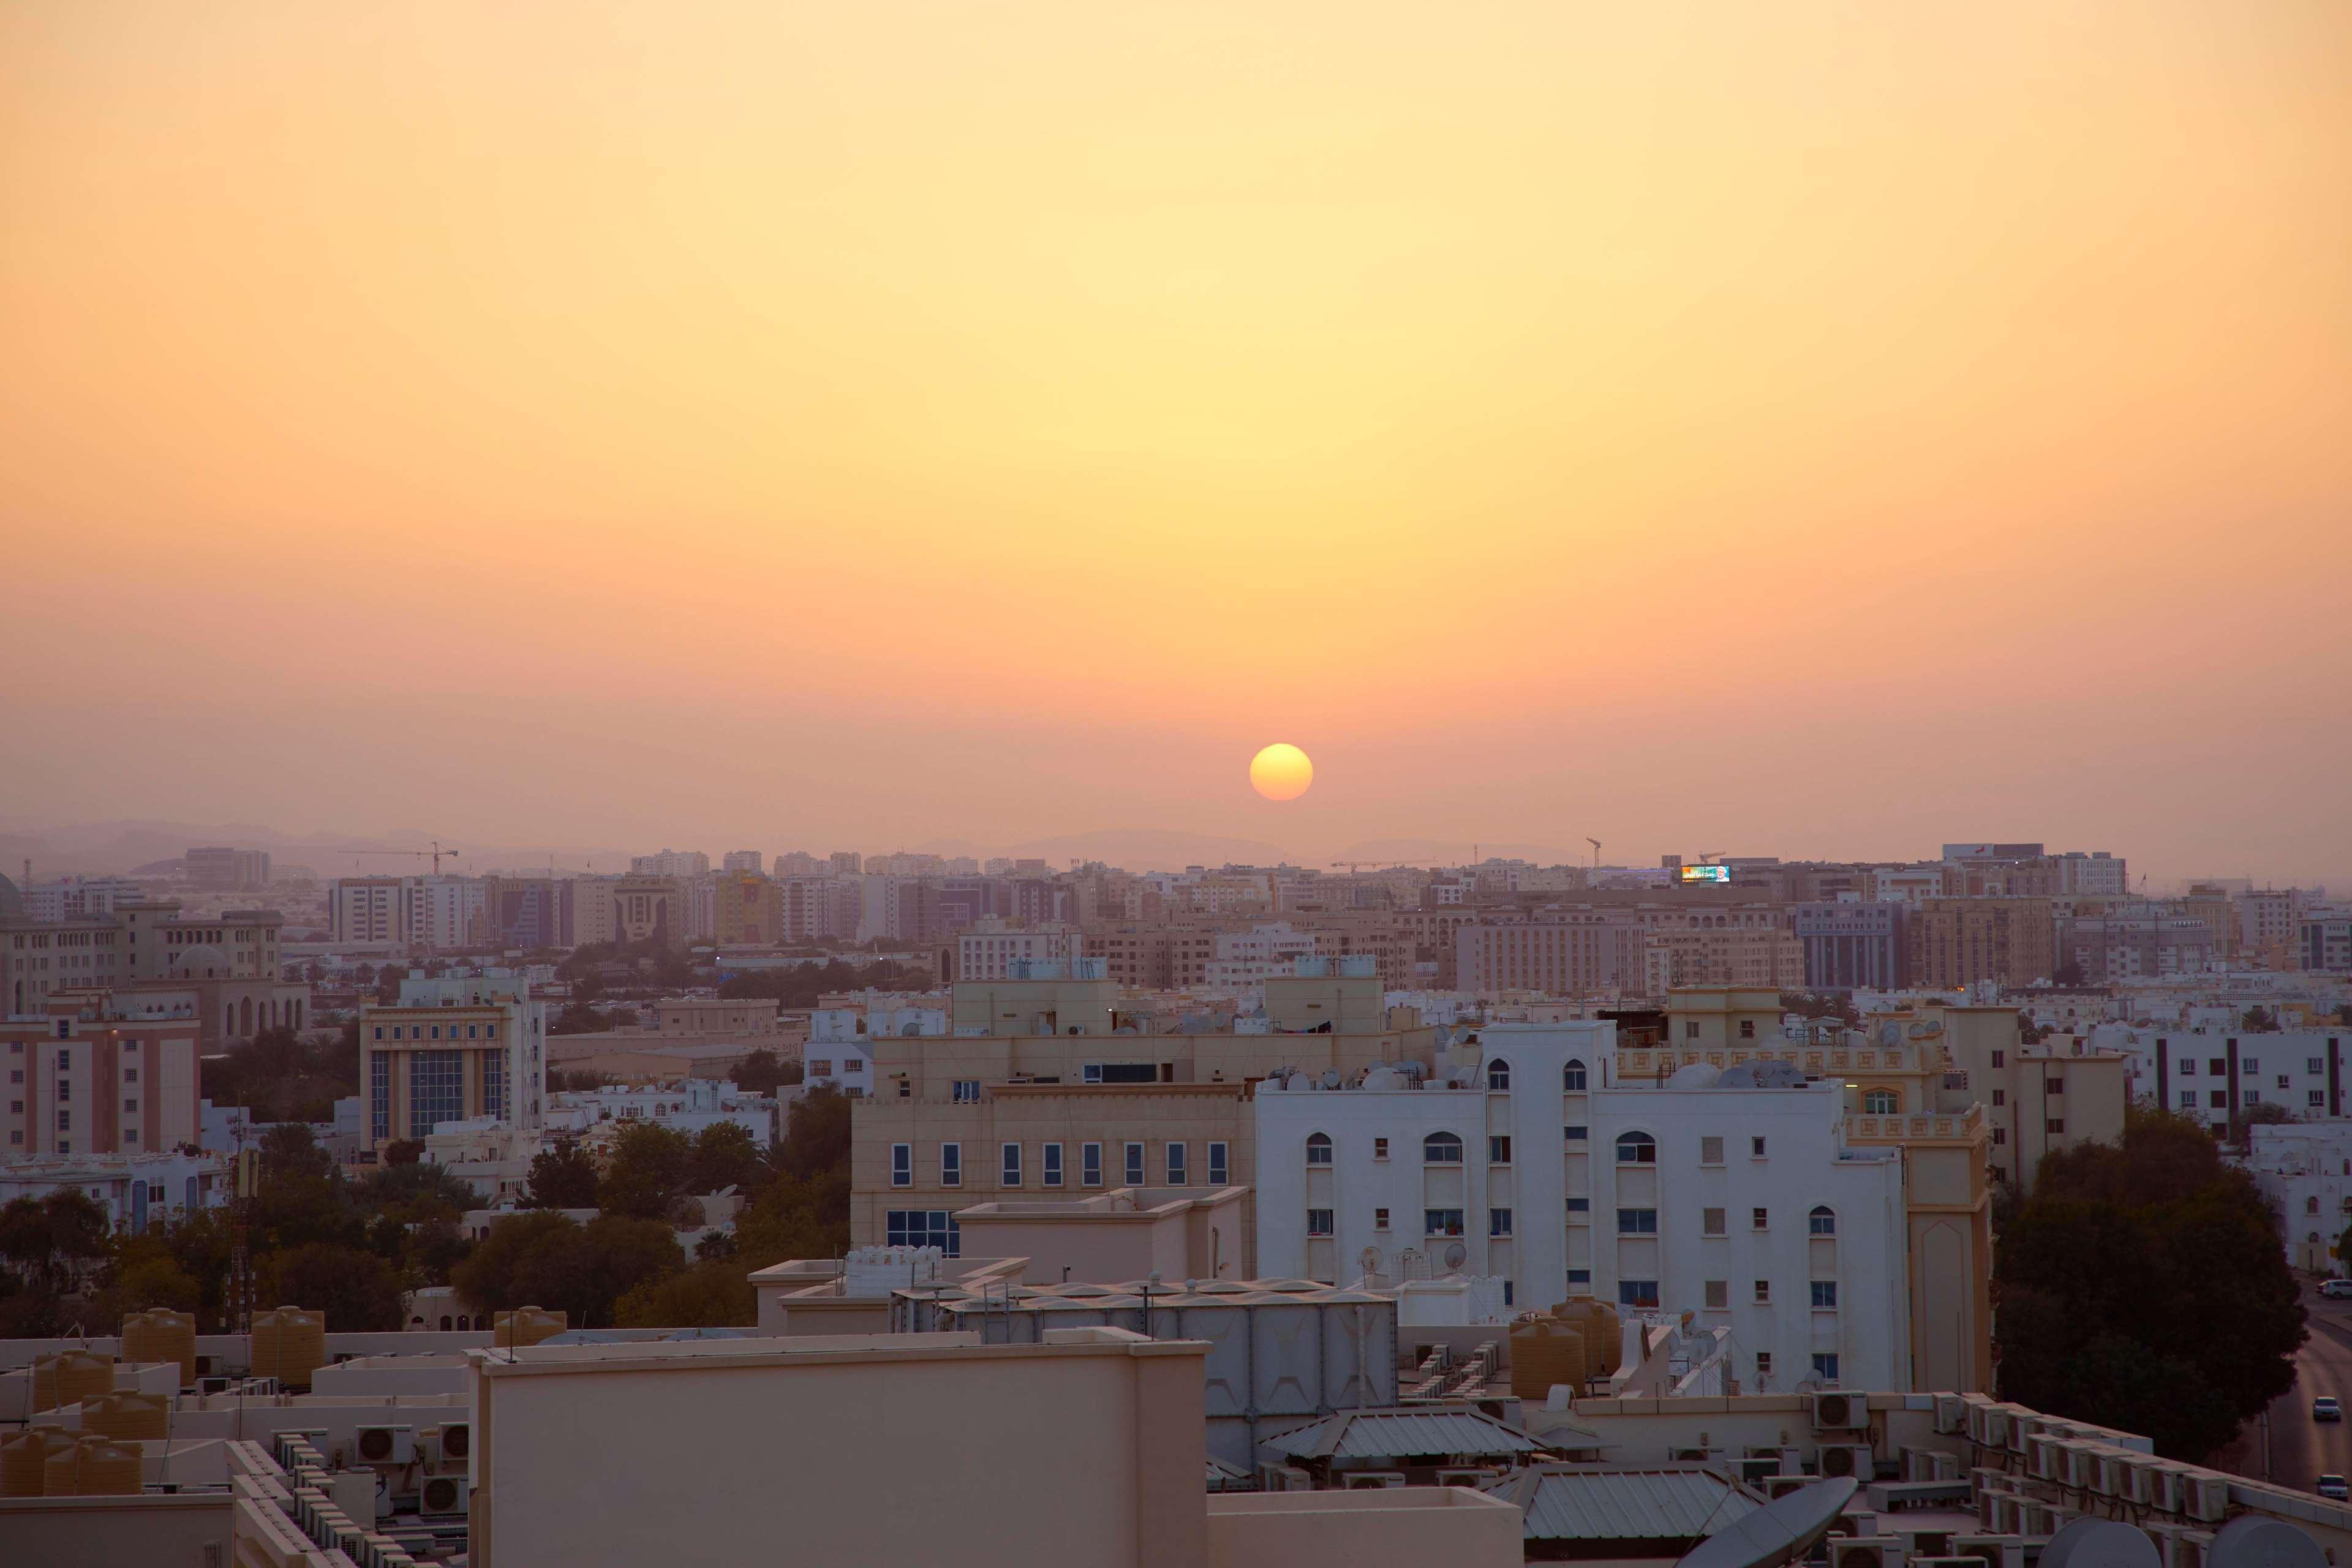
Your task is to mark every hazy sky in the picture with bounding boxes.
[3,2,2346,883]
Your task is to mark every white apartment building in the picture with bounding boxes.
[1255,1020,1910,1390]
[0,1148,225,1229]
[547,1077,776,1147]
[1874,867,1947,903]
[358,970,547,1148]
[1202,923,1319,993]
[952,924,1087,983]
[21,876,145,922]
[2116,1024,2350,1129]
[806,1009,876,1095]
[328,875,486,953]
[2245,1121,2352,1273]
[630,849,710,878]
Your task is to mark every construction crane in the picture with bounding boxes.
[341,840,462,873]
[1586,837,1601,873]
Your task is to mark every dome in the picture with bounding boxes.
[0,872,20,920]
[1714,1059,1809,1090]
[170,944,232,979]
[1665,1063,1718,1089]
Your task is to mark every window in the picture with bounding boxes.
[1564,1125,1587,1142]
[1425,1208,1465,1236]
[1704,1280,1728,1309]
[1166,1142,1188,1185]
[2179,1058,2196,1076]
[2178,1090,2196,1109]
[2245,1090,2261,1105]
[1698,1136,1725,1164]
[2279,1076,2293,1090]
[1042,1142,1064,1187]
[123,1067,137,1084]
[370,1052,391,1142]
[1619,1280,1660,1308]
[484,1049,506,1122]
[1751,1136,1767,1158]
[407,1050,463,1139]
[2313,1091,2329,1109]
[885,1210,960,1256]
[1306,1208,1333,1237]
[2047,1119,2066,1134]
[1568,1269,1591,1286]
[1503,1281,1515,1306]
[1615,1131,1656,1164]
[1617,1208,1657,1234]
[1082,1142,1103,1186]
[1811,1281,1839,1308]
[1423,1131,1464,1164]
[1752,1207,1769,1231]
[1488,1135,1512,1165]
[1001,1143,1022,1186]
[952,1080,981,1104]
[1809,1205,1836,1235]
[1740,1019,1757,1039]
[1373,1207,1390,1231]
[1490,1207,1513,1237]
[1487,1058,1511,1091]
[1684,1022,1700,1039]
[2243,1057,2260,1076]
[1862,1088,1899,1114]
[1755,1352,1774,1381]
[1702,1207,1726,1235]
[2045,1077,2065,1095]
[1372,1137,1389,1159]
[1754,1279,1771,1303]
[57,1080,70,1102]
[2311,1058,2326,1076]
[1992,1089,2006,1107]
[891,1144,912,1188]
[1567,1197,1590,1213]
[1812,1352,1841,1382]
[2211,1091,2227,1108]
[1563,1060,1587,1091]
[2209,1058,2227,1077]
[1994,1128,2007,1145]
[940,1143,962,1187]
[1306,1132,1332,1166]
[1125,1142,1145,1186]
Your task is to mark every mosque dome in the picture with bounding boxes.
[171,943,233,979]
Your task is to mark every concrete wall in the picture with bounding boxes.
[1205,1487,1522,1568]
[0,1491,233,1568]
[469,1327,1209,1568]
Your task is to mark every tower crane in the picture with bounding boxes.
[340,840,462,873]
[1586,837,1601,873]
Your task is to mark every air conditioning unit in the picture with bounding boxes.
[353,1426,413,1467]
[1934,1395,1969,1434]
[2182,1474,2228,1523]
[1931,1451,1963,1481]
[1820,1445,1875,1482]
[1986,1496,2026,1536]
[1904,1531,1954,1558]
[1971,1468,2009,1498]
[2152,1525,2214,1568]
[1343,1472,1408,1490]
[198,1376,232,1395]
[2003,1410,2030,1456]
[438,1422,470,1465]
[1815,1392,1867,1431]
[1951,1537,2023,1568]
[1257,1463,1310,1491]
[2059,1442,2096,1491]
[2021,1501,2071,1537]
[1834,1509,1880,1538]
[1672,1447,1714,1463]
[2025,1434,2058,1481]
[1828,1538,1904,1568]
[1436,1468,1498,1487]
[2088,1450,2125,1498]
[1737,1457,1783,1486]
[1973,1409,2010,1450]
[1766,1476,1814,1501]
[418,1475,470,1518]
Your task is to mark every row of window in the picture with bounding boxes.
[1699,1278,1841,1308]
[374,1023,500,1041]
[2181,1089,2324,1111]
[890,1140,1230,1189]
[1612,1205,1838,1236]
[2172,1052,2333,1077]
[1306,1207,1508,1238]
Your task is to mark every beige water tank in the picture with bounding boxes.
[31,1349,115,1415]
[121,1308,199,1389]
[42,1442,81,1497]
[252,1306,327,1390]
[492,1306,568,1348]
[1,1426,75,1498]
[1509,1317,1588,1401]
[73,1437,145,1496]
[1552,1300,1624,1378]
[83,1390,171,1442]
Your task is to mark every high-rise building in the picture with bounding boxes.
[1795,902,1907,989]
[1905,898,2055,989]
[184,846,271,891]
[722,851,765,874]
[357,970,546,1149]
[629,849,710,879]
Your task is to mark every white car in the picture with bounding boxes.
[2323,1280,2352,1299]
[2320,1475,2348,1501]
[2316,1397,2343,1423]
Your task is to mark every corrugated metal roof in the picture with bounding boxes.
[1480,1465,1765,1542]
[1264,1408,1545,1460]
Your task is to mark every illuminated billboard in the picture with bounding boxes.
[1678,864,1731,884]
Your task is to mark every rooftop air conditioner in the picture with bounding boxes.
[2153,1525,2214,1568]
[2003,1409,2030,1455]
[1820,1445,1875,1482]
[353,1426,412,1467]
[1952,1537,2023,1568]
[1737,1457,1783,1487]
[1834,1509,1881,1538]
[1815,1392,1867,1432]
[1988,1496,2026,1536]
[1828,1539,1904,1568]
[1343,1472,1407,1490]
[2021,1501,2071,1538]
[1257,1463,1310,1492]
[419,1475,470,1518]
[1436,1468,1498,1488]
[1974,1409,2010,1450]
[1934,1395,1969,1434]
[1766,1477,1814,1501]
[2088,1450,2125,1498]
[438,1422,470,1463]
[2182,1474,2228,1523]
[1905,1531,1954,1559]
[2058,1441,2096,1491]
[1672,1447,1714,1463]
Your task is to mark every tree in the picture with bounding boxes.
[687,1123,764,1196]
[2242,1006,2278,1033]
[0,1191,113,1295]
[549,1002,608,1036]
[352,1159,478,1217]
[382,1139,426,1167]
[2052,960,2087,987]
[265,1242,409,1331]
[451,1211,682,1328]
[525,1140,601,1208]
[773,1088,852,1185]
[614,1257,752,1329]
[600,1123,693,1220]
[2229,1101,2297,1147]
[1996,1109,2304,1460]
[734,1049,791,1095]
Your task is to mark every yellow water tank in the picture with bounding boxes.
[121,1308,199,1389]
[492,1306,568,1348]
[83,1390,171,1442]
[0,1426,75,1498]
[74,1437,145,1496]
[1508,1317,1588,1401]
[251,1306,326,1390]
[1552,1300,1624,1379]
[31,1349,115,1415]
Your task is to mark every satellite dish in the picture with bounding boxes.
[2040,1520,2162,1568]
[1442,1242,1468,1270]
[1877,1022,1899,1046]
[1322,1069,1342,1089]
[1359,1246,1384,1274]
[1672,1477,1857,1568]
[2209,1516,2329,1568]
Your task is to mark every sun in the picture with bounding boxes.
[1249,743,1313,801]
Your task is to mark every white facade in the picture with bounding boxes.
[2245,1121,2352,1273]
[630,849,710,878]
[546,1077,776,1147]
[1202,923,1320,993]
[955,924,1087,983]
[1255,1019,1911,1392]
[0,1148,225,1229]
[2116,1025,2349,1129]
[802,1036,873,1096]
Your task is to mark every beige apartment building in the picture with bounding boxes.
[853,966,1438,1269]
[1923,1001,2126,1188]
[358,973,547,1148]
[1638,927,1804,995]
[571,875,684,947]
[1906,897,2056,988]
[711,871,782,944]
[653,997,781,1038]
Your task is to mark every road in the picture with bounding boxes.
[2253,1283,2352,1492]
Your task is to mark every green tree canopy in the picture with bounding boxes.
[687,1123,764,1195]
[451,1212,682,1327]
[265,1242,408,1332]
[524,1140,601,1208]
[600,1123,693,1220]
[1996,1110,2304,1460]
[733,1049,800,1096]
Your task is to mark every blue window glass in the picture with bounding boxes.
[484,1049,507,1122]
[407,1050,464,1139]
[370,1052,391,1141]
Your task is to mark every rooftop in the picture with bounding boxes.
[1480,1463,1768,1543]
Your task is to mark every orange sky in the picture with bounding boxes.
[3,2,2347,882]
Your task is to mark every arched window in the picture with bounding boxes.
[1863,1088,1899,1114]
[1305,1132,1332,1166]
[1563,1060,1587,1091]
[1423,1131,1464,1165]
[1809,1205,1837,1235]
[440,1316,453,1332]
[1487,1059,1512,1092]
[1615,1131,1656,1165]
